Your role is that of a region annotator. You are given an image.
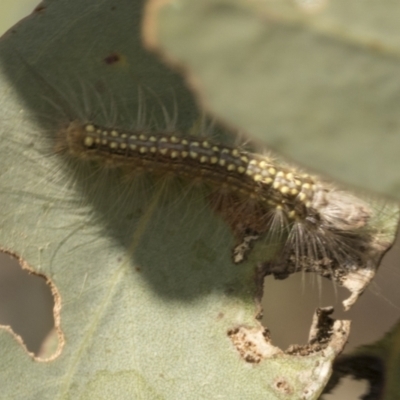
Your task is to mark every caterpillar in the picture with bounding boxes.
[54,118,395,309]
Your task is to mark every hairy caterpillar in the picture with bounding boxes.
[14,49,394,310]
[53,118,395,309]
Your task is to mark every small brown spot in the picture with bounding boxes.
[245,355,257,363]
[274,378,293,395]
[104,52,121,65]
[34,5,46,13]
[368,40,384,52]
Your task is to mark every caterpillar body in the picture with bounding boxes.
[55,119,391,309]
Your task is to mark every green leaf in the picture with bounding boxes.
[145,0,400,198]
[0,1,396,399]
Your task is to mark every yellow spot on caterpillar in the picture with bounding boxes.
[261,169,270,177]
[190,151,198,159]
[121,133,128,139]
[254,174,262,182]
[150,147,157,153]
[139,147,148,154]
[298,193,307,202]
[85,124,95,133]
[160,137,168,143]
[191,142,199,147]
[259,161,268,168]
[139,134,147,141]
[241,156,249,163]
[171,136,180,143]
[102,131,107,136]
[238,166,246,174]
[273,182,280,189]
[210,156,218,164]
[109,142,118,149]
[119,143,127,150]
[130,135,137,141]
[84,136,94,147]
[264,177,273,184]
[231,149,240,157]
[302,183,311,190]
[280,186,289,194]
[288,210,296,219]
[159,148,168,155]
[182,139,189,145]
[276,171,284,178]
[219,159,226,166]
[101,139,108,145]
[295,179,302,186]
[246,169,254,176]
[212,146,219,152]
[268,167,276,175]
[200,156,208,163]
[221,148,229,154]
[171,151,179,159]
[286,172,294,180]
[111,130,119,137]
[290,188,299,196]
[129,144,137,150]
[202,141,211,149]
[227,164,236,171]
[181,151,189,158]
[149,136,157,142]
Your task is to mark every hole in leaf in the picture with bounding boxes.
[261,273,349,350]
[0,251,55,356]
[261,233,400,352]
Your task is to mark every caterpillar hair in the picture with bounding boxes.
[53,117,397,310]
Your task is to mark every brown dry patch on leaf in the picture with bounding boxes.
[227,308,349,362]
[227,326,282,363]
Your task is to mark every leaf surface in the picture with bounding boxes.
[0,1,395,399]
[145,0,400,198]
